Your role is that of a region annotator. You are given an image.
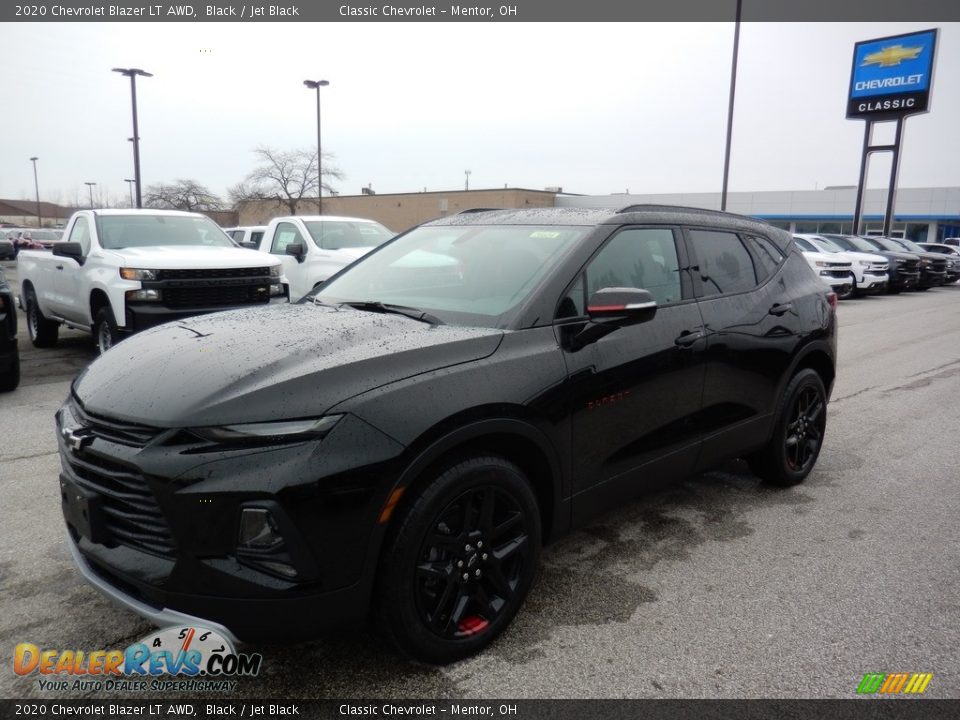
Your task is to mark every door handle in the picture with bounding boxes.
[674,329,703,348]
[769,302,793,316]
[56,265,64,270]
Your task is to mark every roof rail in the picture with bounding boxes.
[616,203,734,216]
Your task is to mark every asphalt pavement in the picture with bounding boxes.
[1,260,958,699]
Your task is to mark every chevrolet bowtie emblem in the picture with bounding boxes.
[62,427,93,452]
[861,44,923,68]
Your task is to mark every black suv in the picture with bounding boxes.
[58,207,837,663]
[0,268,20,392]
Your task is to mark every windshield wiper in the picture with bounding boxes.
[341,300,444,326]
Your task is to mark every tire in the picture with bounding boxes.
[376,455,541,664]
[94,307,120,354]
[24,289,59,348]
[748,368,827,487]
[0,350,19,392]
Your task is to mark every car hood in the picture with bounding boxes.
[801,250,851,266]
[73,304,503,427]
[103,245,280,269]
[324,246,374,260]
[835,251,887,264]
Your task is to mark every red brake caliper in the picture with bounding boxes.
[458,615,490,636]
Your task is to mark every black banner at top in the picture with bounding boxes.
[4,0,960,23]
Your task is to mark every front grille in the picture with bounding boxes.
[824,270,852,279]
[930,260,947,271]
[902,260,920,271]
[72,402,160,447]
[163,284,270,308]
[63,450,175,558]
[869,264,889,272]
[157,267,271,280]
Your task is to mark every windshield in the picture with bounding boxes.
[867,237,910,252]
[809,236,844,253]
[891,238,925,253]
[304,220,393,250]
[313,224,588,328]
[98,215,235,250]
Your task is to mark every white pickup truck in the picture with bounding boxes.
[18,209,287,353]
[255,215,394,299]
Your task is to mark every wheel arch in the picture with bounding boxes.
[386,418,566,548]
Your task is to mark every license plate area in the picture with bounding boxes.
[60,473,107,544]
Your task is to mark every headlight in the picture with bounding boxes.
[119,268,158,280]
[125,289,161,302]
[814,261,828,267]
[859,261,871,268]
[191,415,342,443]
[895,259,905,265]
[269,265,281,278]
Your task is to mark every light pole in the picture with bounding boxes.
[303,79,329,215]
[124,178,136,207]
[112,67,153,208]
[465,170,471,191]
[29,157,41,227]
[84,182,97,209]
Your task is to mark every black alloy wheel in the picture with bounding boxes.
[749,368,827,487]
[783,384,825,473]
[415,486,529,641]
[376,455,540,664]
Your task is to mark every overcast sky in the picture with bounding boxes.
[1,21,958,206]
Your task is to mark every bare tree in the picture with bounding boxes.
[228,145,343,215]
[143,179,224,212]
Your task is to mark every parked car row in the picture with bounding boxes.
[792,233,957,297]
[2,227,64,257]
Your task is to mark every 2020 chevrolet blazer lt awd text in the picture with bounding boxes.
[57,207,837,663]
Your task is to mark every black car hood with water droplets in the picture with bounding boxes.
[73,304,503,427]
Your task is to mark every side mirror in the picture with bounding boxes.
[567,288,657,351]
[239,241,257,250]
[285,242,306,263]
[53,242,85,265]
[586,287,657,325]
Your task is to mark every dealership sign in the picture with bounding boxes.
[847,29,938,119]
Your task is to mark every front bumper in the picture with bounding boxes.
[57,401,405,641]
[917,269,947,288]
[856,271,888,293]
[124,296,287,333]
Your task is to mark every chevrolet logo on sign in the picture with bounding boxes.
[861,44,923,68]
[847,28,938,119]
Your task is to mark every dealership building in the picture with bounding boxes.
[557,186,960,243]
[237,186,960,241]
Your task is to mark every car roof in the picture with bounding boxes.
[423,205,792,250]
[293,215,384,224]
[91,209,206,218]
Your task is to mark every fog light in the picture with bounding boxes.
[125,289,161,302]
[269,283,284,297]
[238,508,283,549]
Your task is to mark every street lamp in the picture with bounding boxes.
[303,79,329,215]
[29,157,41,227]
[84,182,97,209]
[124,178,136,207]
[465,170,471,191]
[112,67,153,208]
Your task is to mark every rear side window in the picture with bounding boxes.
[744,234,783,282]
[687,229,757,297]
